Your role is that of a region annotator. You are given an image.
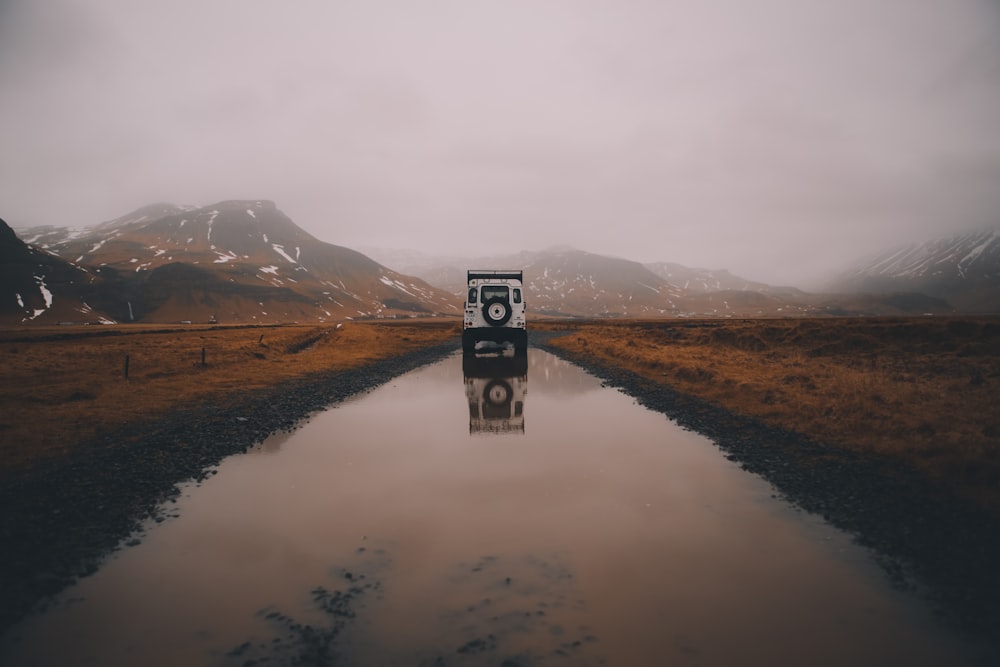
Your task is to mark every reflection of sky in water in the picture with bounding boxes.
[0,351,979,666]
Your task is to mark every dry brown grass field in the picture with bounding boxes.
[0,320,456,473]
[535,317,1000,512]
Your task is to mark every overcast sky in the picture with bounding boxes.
[1,0,999,286]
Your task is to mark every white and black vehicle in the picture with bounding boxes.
[463,270,527,354]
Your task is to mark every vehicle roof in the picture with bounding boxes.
[468,270,523,282]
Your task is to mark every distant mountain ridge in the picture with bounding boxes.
[366,247,680,317]
[7,207,995,324]
[521,248,684,317]
[364,246,956,318]
[7,201,459,324]
[831,229,1000,313]
[643,262,803,297]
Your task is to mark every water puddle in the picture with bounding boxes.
[0,349,979,665]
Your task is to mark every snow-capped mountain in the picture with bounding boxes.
[367,247,685,316]
[11,208,981,324]
[12,201,460,324]
[0,217,114,324]
[643,262,804,297]
[521,249,684,317]
[832,229,1000,313]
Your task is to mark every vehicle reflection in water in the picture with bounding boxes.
[463,350,528,435]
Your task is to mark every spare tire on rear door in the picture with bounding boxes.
[482,298,512,326]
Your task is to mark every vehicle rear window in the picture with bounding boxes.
[481,286,509,301]
[468,287,478,305]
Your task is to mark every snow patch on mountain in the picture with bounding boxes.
[206,210,219,243]
[272,244,296,263]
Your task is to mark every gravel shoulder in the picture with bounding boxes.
[0,339,459,634]
[533,331,1000,657]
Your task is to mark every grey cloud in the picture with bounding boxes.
[1,0,999,287]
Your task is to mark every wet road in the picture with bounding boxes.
[0,349,980,665]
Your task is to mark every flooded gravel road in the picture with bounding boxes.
[0,349,981,666]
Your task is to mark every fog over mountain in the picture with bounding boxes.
[831,229,1000,313]
[2,0,999,288]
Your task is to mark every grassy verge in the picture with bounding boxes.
[0,320,458,474]
[534,316,1000,513]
